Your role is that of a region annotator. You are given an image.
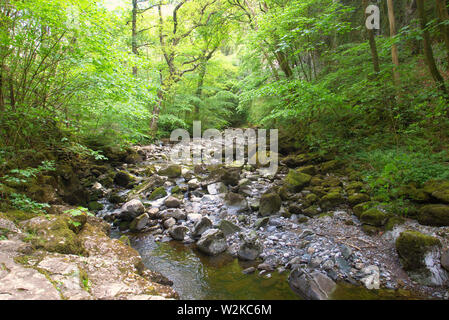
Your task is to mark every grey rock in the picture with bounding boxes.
[238,231,263,261]
[130,213,149,231]
[441,249,449,272]
[207,182,227,195]
[164,196,181,208]
[119,199,145,221]
[254,217,269,229]
[217,220,241,237]
[163,218,176,229]
[169,225,188,241]
[196,229,228,256]
[242,267,256,274]
[192,216,213,238]
[288,269,336,300]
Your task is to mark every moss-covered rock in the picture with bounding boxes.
[310,177,324,186]
[148,187,167,201]
[431,190,449,204]
[360,208,388,227]
[345,181,364,192]
[158,165,182,178]
[259,193,282,216]
[422,180,449,195]
[0,210,38,225]
[320,160,342,173]
[108,193,126,204]
[297,165,316,176]
[352,202,374,218]
[171,186,181,194]
[395,230,441,271]
[282,152,323,168]
[21,215,85,255]
[348,193,370,206]
[124,151,143,164]
[114,171,136,188]
[320,192,344,210]
[396,184,429,202]
[27,183,57,204]
[309,186,326,197]
[284,170,312,192]
[304,193,318,206]
[303,205,320,217]
[88,201,104,212]
[418,204,449,226]
[384,216,405,231]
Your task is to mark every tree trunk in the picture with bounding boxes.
[436,0,449,67]
[132,0,138,77]
[194,59,207,120]
[0,68,4,112]
[387,0,400,83]
[363,0,380,73]
[150,88,163,134]
[417,0,447,95]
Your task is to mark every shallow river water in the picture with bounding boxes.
[112,230,419,300]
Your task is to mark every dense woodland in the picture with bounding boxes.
[1,0,449,214]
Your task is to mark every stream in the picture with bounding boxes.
[96,142,446,300]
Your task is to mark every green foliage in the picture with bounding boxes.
[356,148,449,202]
[9,193,50,213]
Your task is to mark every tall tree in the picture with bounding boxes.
[150,0,230,133]
[417,0,447,95]
[387,0,400,83]
[436,0,449,67]
[363,0,380,73]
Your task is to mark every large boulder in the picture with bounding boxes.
[395,230,441,272]
[114,171,135,188]
[207,182,227,195]
[418,204,449,226]
[237,231,262,261]
[158,165,182,178]
[164,196,181,208]
[20,216,85,255]
[220,168,241,186]
[259,193,282,216]
[224,193,248,211]
[360,208,388,227]
[395,230,446,286]
[217,220,241,236]
[119,199,145,221]
[288,269,336,300]
[348,193,370,206]
[284,170,312,193]
[319,192,344,210]
[192,216,213,238]
[423,180,449,203]
[169,225,188,241]
[130,213,149,232]
[282,153,323,168]
[196,229,228,256]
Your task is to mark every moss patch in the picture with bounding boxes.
[284,170,312,192]
[148,187,167,201]
[418,204,449,226]
[0,210,38,225]
[395,230,441,271]
[360,208,388,227]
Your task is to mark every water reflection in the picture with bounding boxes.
[130,236,300,300]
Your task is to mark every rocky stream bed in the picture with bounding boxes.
[95,140,449,300]
[1,138,449,300]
